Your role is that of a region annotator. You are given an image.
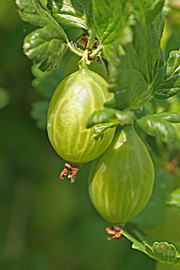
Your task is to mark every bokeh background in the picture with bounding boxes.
[0,1,180,269]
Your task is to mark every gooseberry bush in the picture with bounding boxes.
[16,0,180,265]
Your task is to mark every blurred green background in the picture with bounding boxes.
[0,1,180,269]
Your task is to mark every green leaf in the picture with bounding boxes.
[16,0,68,71]
[91,123,118,141]
[24,27,67,71]
[121,230,180,264]
[141,0,165,25]
[166,50,180,76]
[39,0,48,8]
[145,241,180,264]
[154,50,180,99]
[153,112,180,123]
[105,1,165,110]
[48,0,88,28]
[95,1,133,90]
[86,108,135,128]
[16,0,48,27]
[92,0,132,45]
[86,108,135,141]
[137,114,176,142]
[79,0,92,27]
[166,188,180,208]
[30,100,49,129]
[154,88,180,99]
[151,242,177,262]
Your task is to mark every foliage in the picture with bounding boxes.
[121,230,180,265]
[13,0,180,267]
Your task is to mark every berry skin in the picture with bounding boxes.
[47,65,115,164]
[88,124,154,225]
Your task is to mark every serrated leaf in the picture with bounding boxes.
[92,0,132,45]
[151,242,176,262]
[143,0,165,25]
[16,0,48,27]
[166,188,180,208]
[137,114,176,142]
[154,50,180,99]
[96,1,133,91]
[24,27,67,71]
[145,241,180,264]
[105,68,149,110]
[105,1,165,110]
[16,0,68,71]
[48,0,88,28]
[86,108,135,128]
[30,100,49,129]
[121,229,180,264]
